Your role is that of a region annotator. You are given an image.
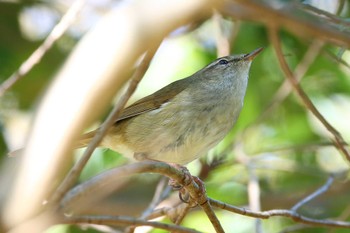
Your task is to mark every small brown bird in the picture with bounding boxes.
[78,48,263,164]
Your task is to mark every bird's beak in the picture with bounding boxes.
[244,47,264,61]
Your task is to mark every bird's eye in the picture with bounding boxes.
[218,59,228,65]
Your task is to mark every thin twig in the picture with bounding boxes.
[0,0,86,96]
[264,39,324,116]
[50,46,160,205]
[255,141,348,154]
[209,198,350,228]
[141,177,171,218]
[174,204,192,226]
[300,3,350,27]
[268,27,350,163]
[145,196,350,229]
[64,215,202,233]
[238,39,324,146]
[125,177,171,233]
[291,176,334,212]
[323,48,350,71]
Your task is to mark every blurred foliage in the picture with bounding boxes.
[1,0,350,233]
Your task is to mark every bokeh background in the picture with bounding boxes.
[1,0,350,232]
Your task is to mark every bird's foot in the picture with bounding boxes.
[167,164,206,204]
[168,164,192,190]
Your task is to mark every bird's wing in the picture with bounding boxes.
[116,78,192,122]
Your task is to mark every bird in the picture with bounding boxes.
[78,48,263,165]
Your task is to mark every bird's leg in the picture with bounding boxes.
[167,163,206,205]
[167,163,192,190]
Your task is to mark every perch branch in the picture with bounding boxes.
[61,161,225,233]
[64,215,201,233]
[209,198,350,228]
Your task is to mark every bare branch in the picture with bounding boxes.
[141,177,171,219]
[59,161,350,230]
[291,176,334,212]
[61,161,225,232]
[199,198,224,233]
[268,27,350,163]
[60,162,188,212]
[265,39,324,116]
[125,177,171,233]
[209,198,350,228]
[300,3,350,27]
[0,0,86,96]
[64,215,202,233]
[174,204,192,225]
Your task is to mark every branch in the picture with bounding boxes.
[268,27,350,163]
[0,0,86,96]
[63,161,350,230]
[224,0,350,47]
[300,3,350,27]
[141,177,171,219]
[50,46,159,205]
[291,176,334,212]
[124,177,171,233]
[61,161,225,233]
[174,204,192,225]
[264,39,324,117]
[4,0,220,229]
[64,215,201,233]
[209,198,350,228]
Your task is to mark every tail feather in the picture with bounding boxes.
[76,130,96,148]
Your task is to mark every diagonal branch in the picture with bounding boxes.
[124,177,171,233]
[50,46,160,205]
[291,176,334,212]
[0,0,86,96]
[265,39,324,116]
[268,27,350,163]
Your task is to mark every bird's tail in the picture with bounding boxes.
[8,130,98,157]
[75,130,96,148]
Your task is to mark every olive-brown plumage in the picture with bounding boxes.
[79,48,263,164]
